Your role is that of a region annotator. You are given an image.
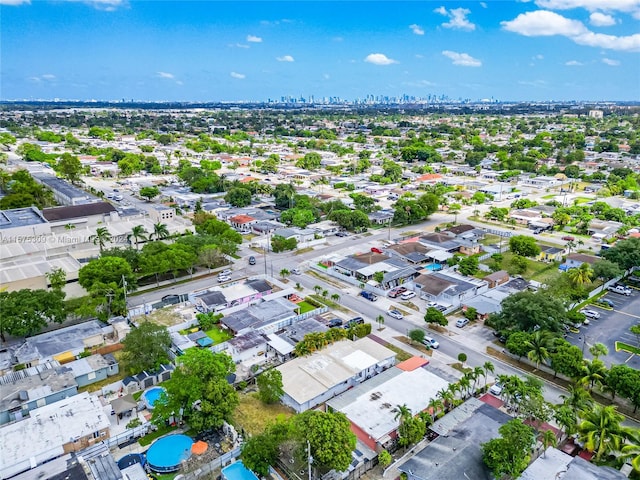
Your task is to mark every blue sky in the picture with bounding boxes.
[1,1,639,102]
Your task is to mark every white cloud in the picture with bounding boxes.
[156,72,175,79]
[434,6,476,31]
[534,54,544,59]
[230,72,246,79]
[0,0,31,5]
[41,73,56,80]
[229,43,250,49]
[28,73,56,82]
[535,0,640,15]
[501,10,640,51]
[480,2,488,8]
[518,79,548,87]
[415,54,425,58]
[246,35,262,43]
[602,57,621,65]
[276,55,294,62]
[590,12,617,26]
[409,24,425,35]
[364,53,398,65]
[442,50,482,67]
[565,60,584,65]
[402,79,437,87]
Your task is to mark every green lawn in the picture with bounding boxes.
[574,197,593,205]
[205,327,233,344]
[138,425,179,446]
[296,301,316,314]
[483,251,558,282]
[541,194,557,200]
[615,341,640,355]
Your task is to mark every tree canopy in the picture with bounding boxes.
[494,290,566,333]
[0,289,66,341]
[509,235,541,257]
[120,321,171,375]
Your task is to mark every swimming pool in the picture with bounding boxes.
[142,386,166,410]
[221,461,260,480]
[146,434,193,473]
[424,263,443,271]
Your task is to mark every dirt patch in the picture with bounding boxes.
[394,336,433,356]
[139,307,186,327]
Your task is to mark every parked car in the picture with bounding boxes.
[344,317,365,329]
[291,268,302,275]
[360,291,378,302]
[455,318,469,328]
[371,247,384,254]
[328,318,343,328]
[387,310,404,320]
[423,336,440,349]
[608,285,631,296]
[336,231,349,237]
[400,291,416,300]
[388,287,407,298]
[217,275,231,282]
[219,269,232,276]
[248,256,256,265]
[598,298,615,308]
[580,309,601,319]
[489,382,503,396]
[562,235,575,241]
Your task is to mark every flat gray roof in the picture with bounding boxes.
[0,207,48,230]
[398,402,512,480]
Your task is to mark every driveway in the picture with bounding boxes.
[565,289,640,369]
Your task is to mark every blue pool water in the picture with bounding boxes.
[221,461,260,480]
[424,263,442,271]
[146,434,193,473]
[142,386,166,410]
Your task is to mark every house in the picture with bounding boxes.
[276,337,396,413]
[397,398,511,480]
[64,354,119,388]
[326,358,449,451]
[588,219,624,240]
[0,392,111,479]
[228,214,258,232]
[10,320,112,368]
[418,233,461,252]
[483,270,510,289]
[538,245,565,263]
[220,297,299,335]
[561,253,600,271]
[509,209,542,225]
[227,330,268,364]
[520,446,628,480]
[273,227,316,243]
[333,252,419,290]
[42,202,118,229]
[148,204,174,222]
[368,210,394,225]
[414,271,488,308]
[191,279,273,313]
[385,242,432,265]
[121,364,174,394]
[0,364,78,425]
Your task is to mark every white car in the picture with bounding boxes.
[217,275,231,282]
[489,383,503,396]
[608,285,631,296]
[400,291,416,300]
[580,309,600,320]
[387,310,404,320]
[219,269,232,276]
[455,318,469,328]
[291,268,302,275]
[423,336,440,349]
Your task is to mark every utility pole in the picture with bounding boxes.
[122,275,128,319]
[307,440,313,480]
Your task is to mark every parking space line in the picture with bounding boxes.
[613,310,640,320]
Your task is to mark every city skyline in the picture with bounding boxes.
[1,0,639,102]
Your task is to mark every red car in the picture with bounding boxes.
[388,287,407,298]
[562,236,575,241]
[371,247,383,254]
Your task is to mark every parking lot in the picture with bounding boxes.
[565,286,640,369]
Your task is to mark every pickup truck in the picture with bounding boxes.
[608,285,631,296]
[360,291,378,302]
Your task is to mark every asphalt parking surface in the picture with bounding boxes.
[565,286,640,369]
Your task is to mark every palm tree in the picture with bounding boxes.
[376,314,384,330]
[313,285,322,295]
[579,359,607,393]
[279,268,290,279]
[578,404,627,462]
[321,289,328,298]
[330,293,340,303]
[427,397,445,421]
[151,222,170,240]
[541,429,558,458]
[89,227,112,253]
[618,435,640,473]
[589,342,609,361]
[565,240,577,254]
[561,383,593,413]
[65,223,76,230]
[392,404,412,424]
[483,361,495,390]
[526,331,552,370]
[436,388,454,411]
[458,375,471,400]
[448,203,462,224]
[472,366,484,394]
[567,262,594,286]
[127,225,148,250]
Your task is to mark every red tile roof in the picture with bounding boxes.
[229,214,256,224]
